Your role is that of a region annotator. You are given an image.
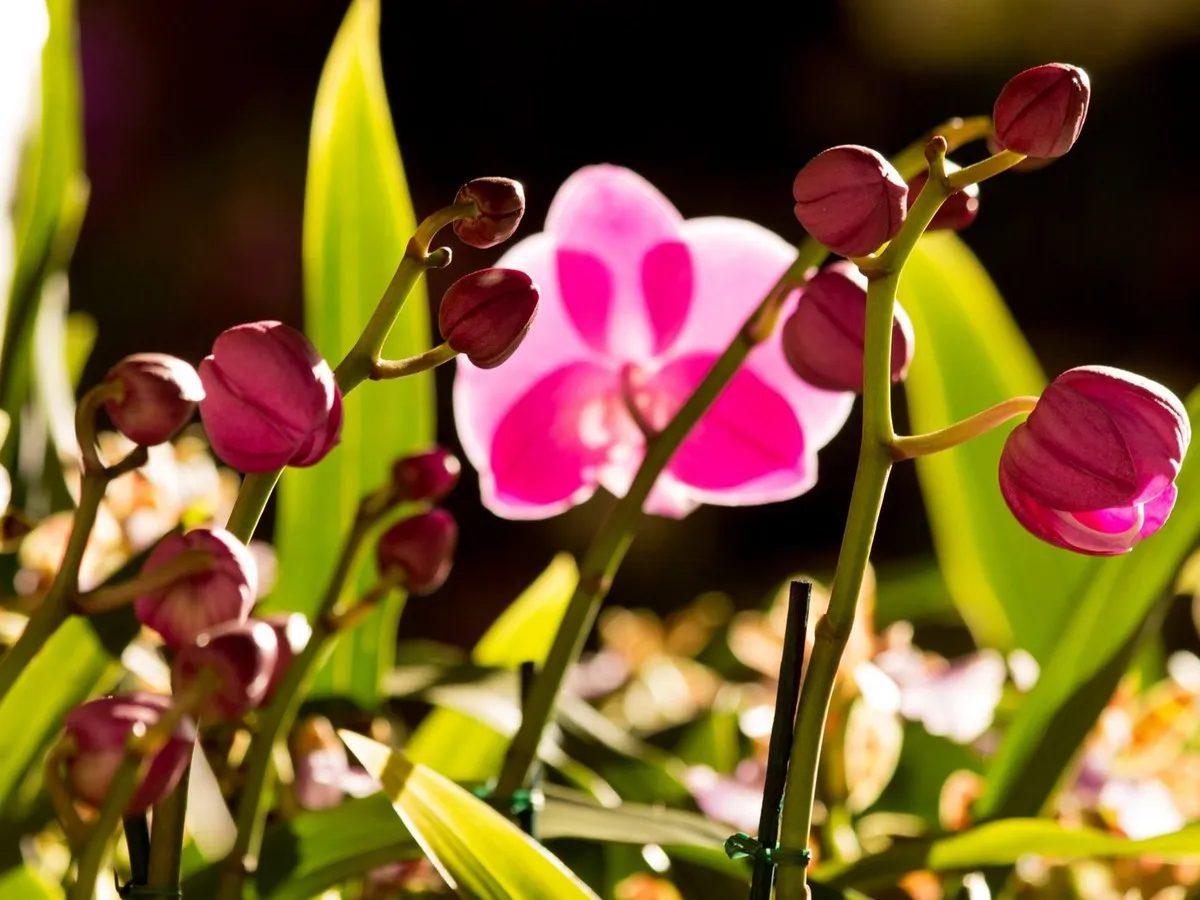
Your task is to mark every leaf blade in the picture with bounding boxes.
[269,0,433,708]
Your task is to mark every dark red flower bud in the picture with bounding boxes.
[782,261,914,393]
[104,353,204,446]
[907,163,980,233]
[171,620,279,722]
[261,612,313,702]
[993,63,1090,159]
[376,509,457,596]
[391,447,461,505]
[135,527,258,650]
[439,268,539,369]
[63,693,195,815]
[452,177,526,249]
[792,145,908,257]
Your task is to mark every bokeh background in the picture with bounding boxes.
[70,0,1200,648]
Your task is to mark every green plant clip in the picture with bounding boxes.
[471,782,542,836]
[723,832,811,868]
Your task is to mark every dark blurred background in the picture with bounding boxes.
[70,0,1200,647]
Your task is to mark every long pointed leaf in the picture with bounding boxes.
[343,732,599,900]
[899,233,1096,658]
[269,0,433,708]
[979,387,1200,819]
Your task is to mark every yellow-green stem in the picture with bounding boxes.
[0,471,107,702]
[74,549,213,614]
[492,241,822,798]
[892,395,1038,460]
[146,764,190,892]
[216,503,384,900]
[371,342,458,380]
[948,149,1026,190]
[776,140,953,898]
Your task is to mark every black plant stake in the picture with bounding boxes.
[117,815,150,896]
[517,660,542,838]
[724,580,812,900]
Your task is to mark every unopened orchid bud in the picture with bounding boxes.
[1000,366,1190,555]
[907,162,980,232]
[261,612,313,701]
[391,447,461,505]
[439,268,539,369]
[452,177,526,249]
[993,63,1090,159]
[171,620,279,722]
[135,528,256,648]
[103,354,204,447]
[135,528,257,649]
[63,693,195,815]
[792,145,908,257]
[198,321,343,473]
[376,509,457,595]
[781,261,914,393]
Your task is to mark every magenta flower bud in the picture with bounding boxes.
[993,63,1090,159]
[792,145,908,258]
[439,268,539,369]
[452,177,526,249]
[135,528,257,649]
[781,261,914,393]
[198,321,343,473]
[171,620,279,722]
[103,353,205,447]
[261,612,313,701]
[1000,366,1190,556]
[376,509,457,596]
[391,447,462,505]
[63,693,195,815]
[907,164,980,233]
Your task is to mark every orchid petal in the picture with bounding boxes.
[546,165,686,360]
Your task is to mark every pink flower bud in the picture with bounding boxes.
[135,528,257,649]
[907,163,980,233]
[993,63,1090,159]
[261,612,313,701]
[198,321,343,473]
[439,268,539,369]
[781,261,914,393]
[1000,366,1190,555]
[452,177,526,249]
[103,354,205,447]
[792,145,908,257]
[376,509,457,595]
[171,620,279,722]
[63,693,195,815]
[391,447,462,505]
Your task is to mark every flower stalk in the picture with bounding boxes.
[775,138,955,898]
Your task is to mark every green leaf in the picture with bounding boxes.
[182,793,420,900]
[0,864,63,899]
[268,0,433,708]
[539,786,730,847]
[899,233,1097,658]
[405,554,578,781]
[342,732,599,900]
[978,386,1200,820]
[0,607,138,814]
[815,819,1200,891]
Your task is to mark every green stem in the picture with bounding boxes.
[892,395,1037,460]
[74,549,213,614]
[775,140,953,899]
[224,470,283,545]
[69,755,139,900]
[492,240,824,798]
[0,471,107,703]
[888,115,993,180]
[145,764,191,892]
[371,342,458,380]
[216,504,382,900]
[948,149,1025,190]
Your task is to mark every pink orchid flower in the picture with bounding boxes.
[453,165,854,518]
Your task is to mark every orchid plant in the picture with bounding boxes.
[2,3,1199,900]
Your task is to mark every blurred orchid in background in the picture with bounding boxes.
[453,164,854,519]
